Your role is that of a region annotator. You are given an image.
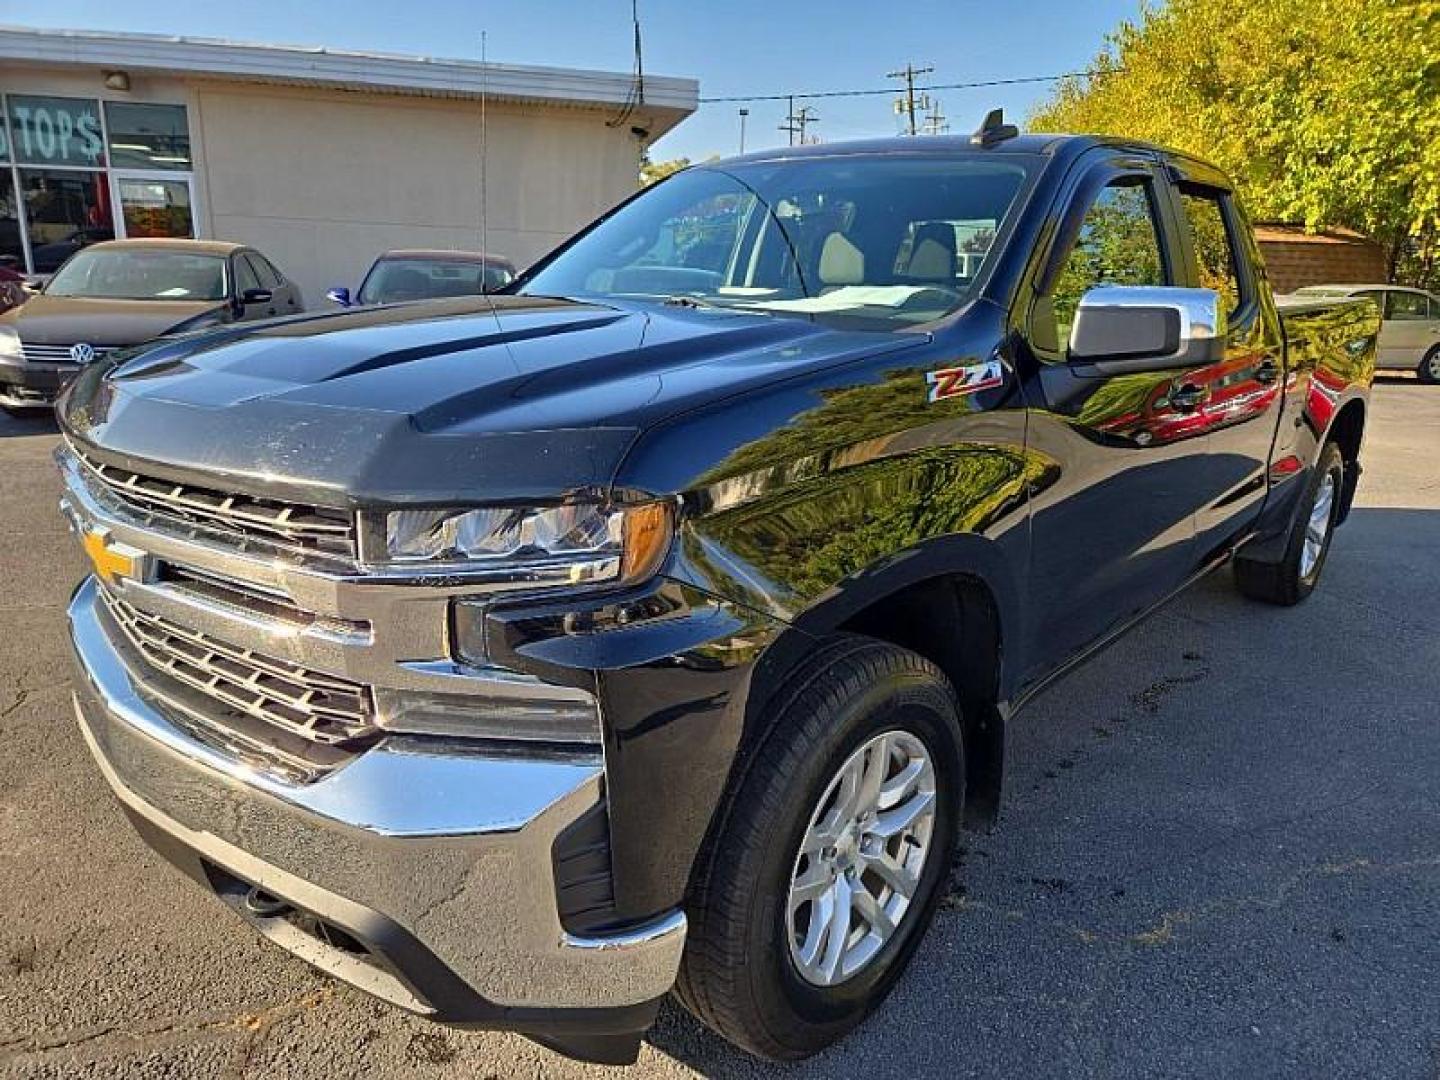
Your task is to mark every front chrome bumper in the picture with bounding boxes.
[68,577,686,1029]
[0,355,76,408]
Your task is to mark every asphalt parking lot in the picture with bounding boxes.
[0,381,1436,1079]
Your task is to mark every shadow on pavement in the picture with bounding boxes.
[0,408,58,438]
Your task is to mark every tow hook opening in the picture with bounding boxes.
[240,884,368,956]
[244,886,292,918]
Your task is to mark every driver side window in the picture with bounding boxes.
[1047,178,1168,348]
[234,254,261,294]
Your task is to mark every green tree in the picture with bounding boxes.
[1031,0,1440,287]
[640,155,691,187]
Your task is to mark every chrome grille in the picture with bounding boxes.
[21,341,112,363]
[100,589,377,751]
[71,442,356,558]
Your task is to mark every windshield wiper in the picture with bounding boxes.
[660,294,771,314]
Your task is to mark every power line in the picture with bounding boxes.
[697,69,1111,104]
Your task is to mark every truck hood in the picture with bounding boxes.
[2,293,224,345]
[59,295,920,506]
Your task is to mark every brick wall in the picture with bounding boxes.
[1254,225,1388,294]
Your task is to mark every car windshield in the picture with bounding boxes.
[519,154,1035,329]
[46,248,227,301]
[359,258,513,305]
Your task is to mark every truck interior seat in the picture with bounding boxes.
[904,223,958,283]
[818,232,865,292]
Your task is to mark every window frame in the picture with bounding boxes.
[0,92,200,274]
[254,253,286,287]
[243,251,282,289]
[1026,154,1180,363]
[232,250,262,295]
[1385,289,1430,321]
[1173,182,1255,329]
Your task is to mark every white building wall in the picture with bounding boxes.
[0,63,651,300]
[192,83,642,301]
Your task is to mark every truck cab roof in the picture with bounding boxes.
[717,132,1209,169]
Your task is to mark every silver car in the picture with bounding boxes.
[1292,284,1440,383]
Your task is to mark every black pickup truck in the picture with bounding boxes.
[57,124,1378,1064]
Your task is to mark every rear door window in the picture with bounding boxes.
[1387,291,1429,320]
[1178,188,1248,318]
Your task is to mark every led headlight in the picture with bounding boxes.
[384,501,673,586]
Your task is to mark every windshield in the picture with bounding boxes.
[359,258,513,305]
[519,154,1035,328]
[46,248,227,301]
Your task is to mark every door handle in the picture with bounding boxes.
[1169,384,1209,412]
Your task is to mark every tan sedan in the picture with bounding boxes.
[1293,284,1440,383]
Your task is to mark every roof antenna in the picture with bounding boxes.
[970,108,1019,148]
[480,29,489,259]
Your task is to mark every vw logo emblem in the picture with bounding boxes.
[69,342,96,365]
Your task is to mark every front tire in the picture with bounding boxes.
[1418,347,1440,385]
[1234,441,1344,605]
[675,637,964,1061]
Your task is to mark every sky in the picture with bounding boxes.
[0,0,1145,161]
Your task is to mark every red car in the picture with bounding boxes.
[0,265,27,315]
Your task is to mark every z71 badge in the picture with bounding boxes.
[926,359,1005,403]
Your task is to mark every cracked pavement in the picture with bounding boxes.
[1,380,1437,1079]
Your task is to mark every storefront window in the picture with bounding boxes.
[1,93,195,272]
[104,102,192,170]
[6,96,106,167]
[19,169,114,274]
[0,172,22,272]
[115,177,194,238]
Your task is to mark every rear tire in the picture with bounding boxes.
[1234,441,1344,605]
[1418,347,1440,385]
[674,637,964,1061]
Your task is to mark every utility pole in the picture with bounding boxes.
[779,101,819,146]
[783,97,806,146]
[887,62,934,136]
[738,107,749,153]
[921,99,949,136]
[794,105,819,144]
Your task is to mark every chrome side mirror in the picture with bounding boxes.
[325,286,352,307]
[1069,286,1225,373]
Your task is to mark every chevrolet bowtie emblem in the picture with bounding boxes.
[81,528,147,585]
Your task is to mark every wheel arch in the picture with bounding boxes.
[737,537,1024,833]
[1324,396,1366,524]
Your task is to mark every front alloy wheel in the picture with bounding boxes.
[675,636,964,1061]
[787,730,937,986]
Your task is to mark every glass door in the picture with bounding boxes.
[109,171,196,239]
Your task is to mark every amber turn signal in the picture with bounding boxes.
[621,501,674,584]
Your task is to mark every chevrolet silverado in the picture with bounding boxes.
[57,123,1378,1064]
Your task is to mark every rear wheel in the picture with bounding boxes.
[1234,441,1344,605]
[1418,347,1440,385]
[675,637,963,1061]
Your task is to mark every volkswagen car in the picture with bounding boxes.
[0,239,303,411]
